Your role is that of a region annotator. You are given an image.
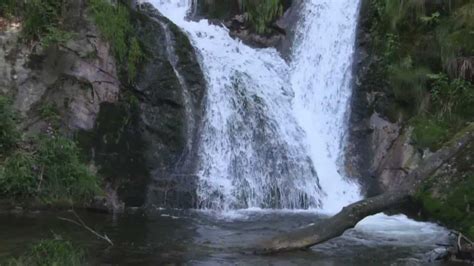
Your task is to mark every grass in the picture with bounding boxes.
[88,0,144,82]
[241,0,283,34]
[5,238,86,266]
[411,116,451,151]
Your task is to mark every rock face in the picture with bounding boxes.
[129,3,206,208]
[190,0,298,54]
[1,3,119,134]
[1,1,206,208]
[346,0,422,196]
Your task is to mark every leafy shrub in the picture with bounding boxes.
[0,135,100,203]
[35,135,100,202]
[0,96,19,156]
[0,152,37,198]
[5,239,85,266]
[241,0,283,34]
[430,73,474,119]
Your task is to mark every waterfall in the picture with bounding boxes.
[149,0,361,212]
[290,1,361,212]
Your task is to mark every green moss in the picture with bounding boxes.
[5,238,85,266]
[417,176,474,239]
[127,37,144,82]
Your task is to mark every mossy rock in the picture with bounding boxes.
[416,141,474,238]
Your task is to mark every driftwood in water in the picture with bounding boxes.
[254,123,474,254]
[447,232,474,262]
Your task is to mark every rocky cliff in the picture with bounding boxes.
[0,0,206,210]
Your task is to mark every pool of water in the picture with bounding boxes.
[0,209,464,265]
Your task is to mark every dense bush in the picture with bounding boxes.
[0,97,100,203]
[368,0,474,150]
[5,239,85,266]
[0,151,37,198]
[0,135,100,202]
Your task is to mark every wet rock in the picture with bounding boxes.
[88,183,125,213]
[190,0,300,55]
[86,3,206,208]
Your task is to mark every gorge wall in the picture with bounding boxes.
[0,0,205,209]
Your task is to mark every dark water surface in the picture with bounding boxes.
[0,209,467,265]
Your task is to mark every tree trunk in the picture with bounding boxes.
[254,123,474,254]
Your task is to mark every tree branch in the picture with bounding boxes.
[254,123,474,254]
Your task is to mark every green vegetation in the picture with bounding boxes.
[0,98,100,205]
[39,103,61,127]
[241,0,283,34]
[0,97,19,156]
[5,239,86,266]
[1,0,72,46]
[366,1,473,237]
[127,37,144,82]
[89,0,144,82]
[2,0,143,80]
[0,0,17,17]
[0,135,100,202]
[417,175,474,239]
[367,0,474,151]
[22,0,64,41]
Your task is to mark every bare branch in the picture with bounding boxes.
[58,210,113,246]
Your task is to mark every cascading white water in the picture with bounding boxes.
[290,1,361,212]
[149,0,361,212]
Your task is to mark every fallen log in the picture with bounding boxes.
[255,123,474,254]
